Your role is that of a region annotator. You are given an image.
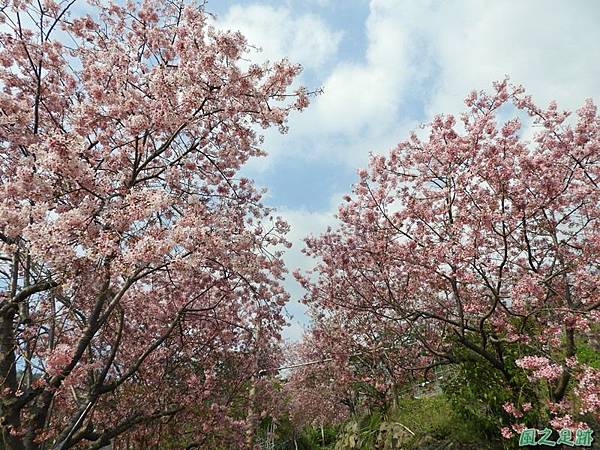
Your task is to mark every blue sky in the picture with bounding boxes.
[206,0,600,340]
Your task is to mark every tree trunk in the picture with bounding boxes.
[244,376,256,450]
[0,309,25,450]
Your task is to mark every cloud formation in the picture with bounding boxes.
[216,4,343,70]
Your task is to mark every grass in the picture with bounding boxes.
[391,395,487,448]
[328,394,499,449]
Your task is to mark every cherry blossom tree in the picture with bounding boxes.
[295,80,600,435]
[283,324,352,431]
[283,309,425,426]
[0,0,310,447]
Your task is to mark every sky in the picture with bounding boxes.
[205,0,600,340]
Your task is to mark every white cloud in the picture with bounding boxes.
[312,63,402,134]
[416,0,600,117]
[312,0,600,138]
[309,0,415,136]
[278,196,342,340]
[280,205,337,272]
[216,4,342,70]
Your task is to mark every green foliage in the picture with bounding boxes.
[334,413,383,449]
[302,425,339,448]
[333,412,416,449]
[577,339,600,369]
[440,343,546,440]
[376,421,413,449]
[393,395,480,445]
[332,395,494,449]
[256,414,339,450]
[441,361,511,435]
